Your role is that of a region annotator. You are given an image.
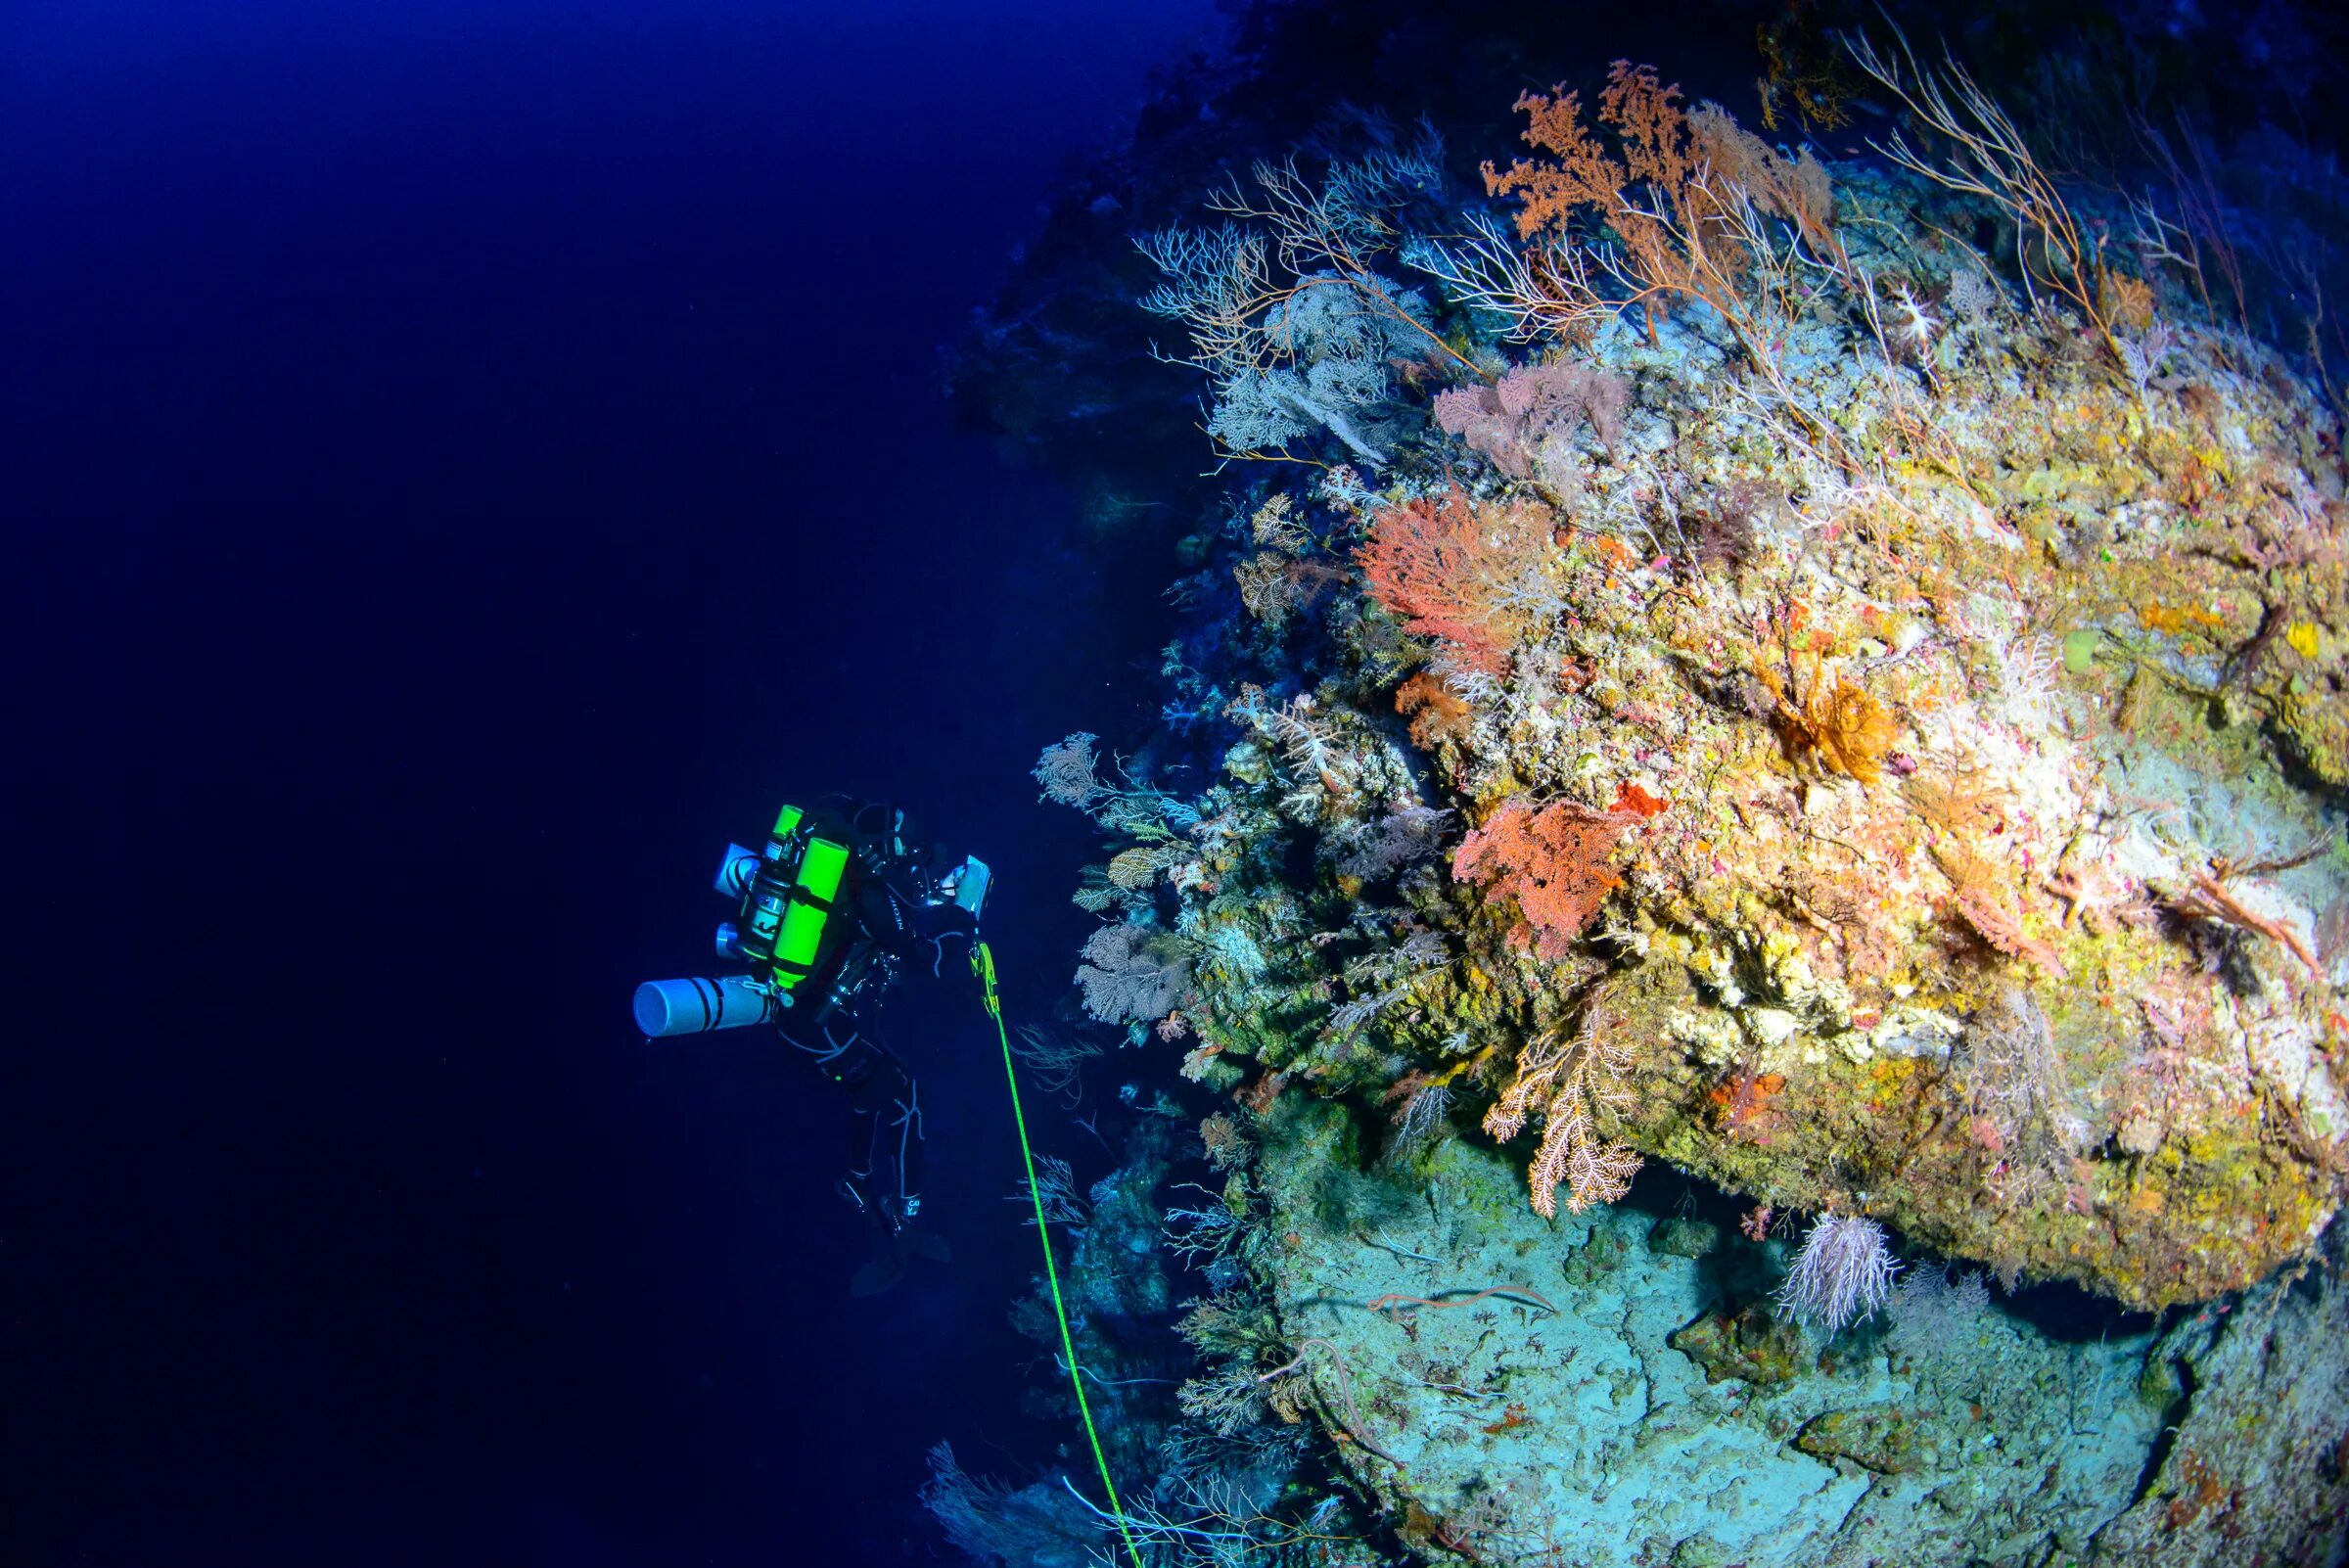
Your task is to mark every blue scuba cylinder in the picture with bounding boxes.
[632,975,774,1038]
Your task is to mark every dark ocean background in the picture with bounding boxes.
[6,2,1218,1562]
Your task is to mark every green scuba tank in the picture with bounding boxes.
[733,803,852,999]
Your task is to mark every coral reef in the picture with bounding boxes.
[955,7,2349,1564]
[1078,44,2349,1318]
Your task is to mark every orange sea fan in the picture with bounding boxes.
[1451,797,1636,958]
[1482,62,1839,342]
[1357,487,1552,673]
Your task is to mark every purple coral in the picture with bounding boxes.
[1776,1213,1901,1330]
[1032,731,1101,807]
[1432,362,1630,477]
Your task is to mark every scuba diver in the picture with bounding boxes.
[633,797,990,1295]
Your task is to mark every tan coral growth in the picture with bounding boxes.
[1485,1007,1642,1217]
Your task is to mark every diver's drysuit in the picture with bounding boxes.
[632,796,987,1288]
[775,797,978,1238]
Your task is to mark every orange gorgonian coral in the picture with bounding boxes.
[1762,653,1899,785]
[1395,670,1474,750]
[1480,62,1837,344]
[1357,487,1552,674]
[1451,797,1635,958]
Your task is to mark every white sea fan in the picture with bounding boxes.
[1946,268,2002,326]
[1032,731,1100,807]
[1887,1265,1992,1366]
[2119,319,2175,399]
[1206,367,1318,456]
[1776,1213,1902,1330]
[1393,1080,1454,1146]
[1331,804,1453,880]
[1074,923,1189,1024]
[1991,632,2062,734]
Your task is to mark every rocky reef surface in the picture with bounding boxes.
[1232,1098,2345,1566]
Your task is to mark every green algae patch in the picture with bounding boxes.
[1668,1302,1807,1385]
[1794,1406,1944,1474]
[1648,1215,1722,1259]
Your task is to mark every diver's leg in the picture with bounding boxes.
[888,1063,923,1224]
[842,1095,887,1222]
[783,1014,893,1231]
[868,1049,947,1266]
[847,1043,920,1230]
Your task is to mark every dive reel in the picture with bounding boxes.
[632,802,990,1039]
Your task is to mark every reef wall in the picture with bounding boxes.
[946,7,2349,1563]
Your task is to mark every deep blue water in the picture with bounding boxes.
[6,3,1217,1562]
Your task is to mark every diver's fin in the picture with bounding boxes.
[848,1228,949,1295]
[850,1251,906,1297]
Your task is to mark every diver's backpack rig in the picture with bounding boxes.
[632,802,965,1038]
[731,802,852,998]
